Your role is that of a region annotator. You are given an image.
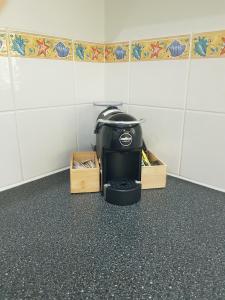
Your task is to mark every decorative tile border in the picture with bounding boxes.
[192,30,225,58]
[105,42,129,63]
[74,41,105,63]
[0,31,8,56]
[1,29,225,62]
[8,31,73,60]
[131,35,190,62]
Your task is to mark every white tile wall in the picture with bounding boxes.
[77,104,96,151]
[16,106,76,180]
[128,105,184,174]
[130,60,188,109]
[0,57,14,112]
[105,63,129,103]
[187,59,225,113]
[0,56,105,190]
[11,58,76,109]
[180,111,225,190]
[1,47,225,192]
[0,112,22,188]
[103,55,225,192]
[75,62,105,104]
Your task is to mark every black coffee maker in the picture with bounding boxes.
[94,106,143,206]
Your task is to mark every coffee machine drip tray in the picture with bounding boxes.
[104,179,141,206]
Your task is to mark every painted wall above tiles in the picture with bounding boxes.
[1,29,225,62]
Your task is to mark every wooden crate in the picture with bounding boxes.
[70,151,100,193]
[141,151,167,189]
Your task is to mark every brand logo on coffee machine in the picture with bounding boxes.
[119,132,132,146]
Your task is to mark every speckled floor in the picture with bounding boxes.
[0,171,225,299]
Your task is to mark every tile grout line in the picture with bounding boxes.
[112,104,225,116]
[127,40,131,114]
[6,31,25,181]
[0,102,95,114]
[177,33,193,176]
[128,104,184,111]
[186,108,225,115]
[73,61,79,151]
[75,107,79,151]
[76,104,80,152]
[1,103,225,117]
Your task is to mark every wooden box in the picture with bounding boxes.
[141,151,167,189]
[70,151,100,193]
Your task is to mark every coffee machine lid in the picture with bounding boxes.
[109,112,136,122]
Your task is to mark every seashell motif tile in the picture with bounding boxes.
[8,32,73,60]
[0,31,8,57]
[105,42,129,63]
[74,41,105,63]
[131,35,190,62]
[192,30,225,58]
[3,29,225,62]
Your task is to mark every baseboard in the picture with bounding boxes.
[168,173,225,194]
[0,166,70,192]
